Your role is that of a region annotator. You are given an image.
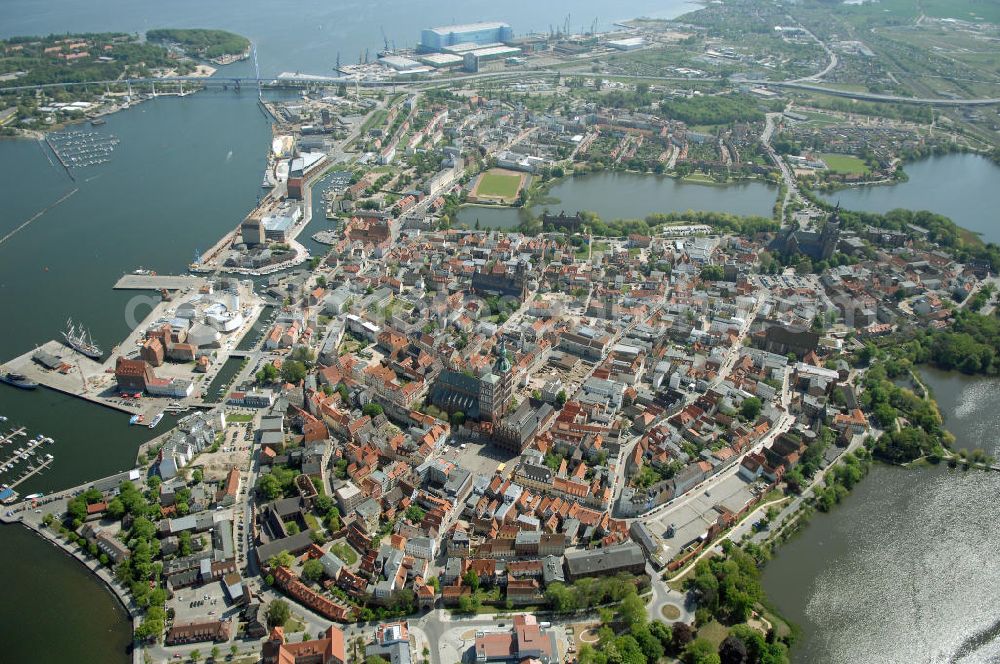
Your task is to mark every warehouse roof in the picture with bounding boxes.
[564,542,644,576]
[427,21,510,36]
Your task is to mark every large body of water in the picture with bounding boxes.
[456,171,778,229]
[763,367,1000,663]
[820,153,1000,244]
[2,525,134,664]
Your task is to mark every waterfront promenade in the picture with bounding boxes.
[1,474,142,662]
[190,166,321,276]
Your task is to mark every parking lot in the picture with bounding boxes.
[190,420,254,482]
[169,580,233,625]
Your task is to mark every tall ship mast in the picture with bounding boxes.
[61,318,103,360]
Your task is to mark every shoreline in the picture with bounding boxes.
[1,57,246,144]
[806,148,993,194]
[16,519,140,662]
[1,90,185,141]
[10,517,138,621]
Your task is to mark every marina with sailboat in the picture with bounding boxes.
[0,423,57,504]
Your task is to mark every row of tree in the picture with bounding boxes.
[660,95,766,126]
[544,572,645,613]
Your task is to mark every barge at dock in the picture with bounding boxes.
[0,372,38,390]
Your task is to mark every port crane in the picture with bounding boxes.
[380,26,391,55]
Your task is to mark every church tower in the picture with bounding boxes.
[820,203,842,260]
[480,339,514,422]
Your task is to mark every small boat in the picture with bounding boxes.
[90,118,106,126]
[23,493,43,500]
[129,414,140,425]
[148,413,164,429]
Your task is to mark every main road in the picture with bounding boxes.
[762,112,801,210]
[759,80,1000,106]
[6,67,1000,106]
[786,23,839,84]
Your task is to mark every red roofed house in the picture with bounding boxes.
[262,625,346,664]
[473,614,557,663]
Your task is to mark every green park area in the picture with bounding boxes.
[146,29,250,59]
[795,110,840,128]
[476,170,523,199]
[842,0,1000,23]
[329,541,359,565]
[820,153,870,175]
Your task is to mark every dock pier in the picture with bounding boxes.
[0,427,27,446]
[8,456,53,490]
[113,274,206,290]
[44,135,75,182]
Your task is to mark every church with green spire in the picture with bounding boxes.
[428,339,514,423]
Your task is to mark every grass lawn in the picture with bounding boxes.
[338,338,364,355]
[763,609,792,640]
[330,541,359,565]
[819,153,870,175]
[697,620,731,648]
[661,604,682,620]
[762,488,786,503]
[846,0,1000,22]
[957,227,984,248]
[689,124,722,134]
[681,172,724,185]
[304,513,320,531]
[360,109,388,134]
[796,110,840,128]
[227,413,254,422]
[477,171,522,199]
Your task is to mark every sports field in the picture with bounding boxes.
[820,153,870,175]
[475,170,523,199]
